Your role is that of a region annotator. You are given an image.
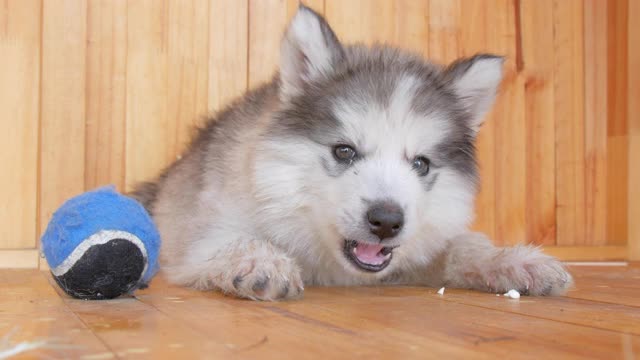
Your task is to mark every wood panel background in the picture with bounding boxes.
[0,0,637,268]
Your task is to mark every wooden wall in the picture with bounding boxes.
[0,0,637,268]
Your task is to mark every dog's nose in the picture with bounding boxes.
[367,202,404,240]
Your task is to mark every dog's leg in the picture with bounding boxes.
[166,224,304,301]
[434,232,573,295]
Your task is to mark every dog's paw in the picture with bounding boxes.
[482,246,573,296]
[226,251,304,301]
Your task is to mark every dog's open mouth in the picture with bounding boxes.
[343,240,394,272]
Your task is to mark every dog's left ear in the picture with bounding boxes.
[445,54,504,132]
[279,5,345,100]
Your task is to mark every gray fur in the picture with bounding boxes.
[133,5,572,300]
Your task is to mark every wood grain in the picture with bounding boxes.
[247,0,325,90]
[125,0,169,190]
[39,0,88,238]
[437,286,640,335]
[0,270,113,358]
[583,0,608,246]
[462,0,495,240]
[629,0,640,261]
[167,0,210,159]
[567,283,640,308]
[52,279,235,358]
[492,0,526,245]
[605,0,629,246]
[85,0,127,191]
[521,0,556,246]
[543,245,627,262]
[248,0,290,88]
[3,266,640,358]
[287,0,324,16]
[325,0,429,57]
[0,249,39,268]
[138,283,473,359]
[554,0,586,246]
[0,0,635,261]
[208,0,249,112]
[0,0,40,249]
[139,268,640,359]
[427,0,461,63]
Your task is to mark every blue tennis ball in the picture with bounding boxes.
[41,186,160,299]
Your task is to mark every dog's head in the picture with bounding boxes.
[256,6,503,278]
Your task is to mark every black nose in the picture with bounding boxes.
[367,202,404,240]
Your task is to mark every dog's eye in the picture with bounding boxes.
[412,156,430,176]
[333,145,357,162]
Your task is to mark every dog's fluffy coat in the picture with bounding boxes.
[132,6,572,300]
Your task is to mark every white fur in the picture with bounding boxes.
[451,57,503,131]
[251,75,476,285]
[280,6,341,100]
[148,7,572,300]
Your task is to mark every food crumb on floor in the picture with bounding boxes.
[504,289,520,299]
[437,287,445,295]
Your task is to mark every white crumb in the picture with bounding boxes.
[504,289,521,299]
[496,294,500,296]
[437,287,445,295]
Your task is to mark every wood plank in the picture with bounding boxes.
[136,277,480,359]
[0,0,40,249]
[286,0,324,17]
[139,271,640,359]
[428,0,461,63]
[208,0,249,112]
[435,287,640,336]
[606,0,629,246]
[462,0,496,240]
[566,284,640,308]
[0,249,39,269]
[248,0,290,88]
[125,0,169,190]
[569,264,640,290]
[39,255,49,271]
[631,135,640,261]
[554,0,586,246]
[167,0,210,159]
[40,0,88,238]
[247,0,325,89]
[0,270,113,358]
[543,246,627,262]
[3,267,640,358]
[50,278,235,358]
[607,135,629,245]
[583,0,608,246]
[85,0,128,191]
[277,288,639,359]
[492,0,526,245]
[325,1,429,57]
[386,0,429,57]
[521,0,556,245]
[629,0,640,261]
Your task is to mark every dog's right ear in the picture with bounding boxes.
[279,5,345,101]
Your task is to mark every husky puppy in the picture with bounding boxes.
[133,5,572,300]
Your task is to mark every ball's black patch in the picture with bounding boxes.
[53,238,146,300]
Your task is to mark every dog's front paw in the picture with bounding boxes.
[227,251,304,301]
[483,247,573,296]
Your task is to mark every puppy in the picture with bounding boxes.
[132,5,572,300]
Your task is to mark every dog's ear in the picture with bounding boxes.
[280,5,345,100]
[445,54,504,132]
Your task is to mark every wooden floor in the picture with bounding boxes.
[1,265,638,359]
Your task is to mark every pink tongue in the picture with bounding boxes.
[355,243,385,265]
